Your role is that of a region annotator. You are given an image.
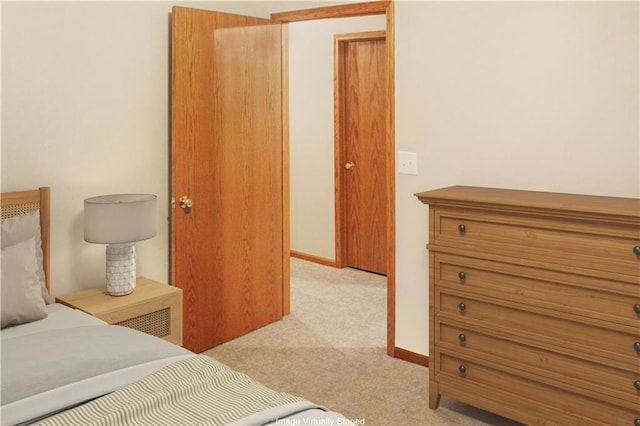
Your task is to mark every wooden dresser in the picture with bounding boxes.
[415,186,640,425]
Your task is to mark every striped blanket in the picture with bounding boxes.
[34,355,317,426]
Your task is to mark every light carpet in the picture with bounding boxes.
[203,258,522,426]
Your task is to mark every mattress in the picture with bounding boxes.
[1,304,193,425]
[1,304,353,426]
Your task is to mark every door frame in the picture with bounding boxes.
[334,30,387,272]
[271,1,396,357]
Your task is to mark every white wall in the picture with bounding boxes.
[289,15,386,260]
[0,1,286,298]
[395,1,639,355]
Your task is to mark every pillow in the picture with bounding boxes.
[1,210,50,303]
[1,237,48,329]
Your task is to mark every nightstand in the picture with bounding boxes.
[56,277,183,346]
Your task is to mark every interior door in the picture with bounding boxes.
[171,7,286,353]
[339,35,388,275]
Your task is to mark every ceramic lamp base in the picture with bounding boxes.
[105,243,136,296]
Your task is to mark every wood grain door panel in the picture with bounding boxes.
[171,7,284,353]
[212,24,284,345]
[340,36,387,275]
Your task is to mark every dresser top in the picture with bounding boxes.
[415,186,640,220]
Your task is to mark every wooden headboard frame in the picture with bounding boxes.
[0,187,51,291]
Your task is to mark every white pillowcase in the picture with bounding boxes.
[1,210,50,303]
[1,237,48,328]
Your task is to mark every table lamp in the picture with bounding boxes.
[84,194,157,296]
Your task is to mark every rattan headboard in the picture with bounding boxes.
[1,187,51,291]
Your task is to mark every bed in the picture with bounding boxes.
[1,187,352,426]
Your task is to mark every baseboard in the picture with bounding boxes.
[393,347,429,367]
[290,251,337,268]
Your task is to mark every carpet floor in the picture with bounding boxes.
[203,258,522,426]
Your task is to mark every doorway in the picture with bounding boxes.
[274,2,396,356]
[171,2,396,356]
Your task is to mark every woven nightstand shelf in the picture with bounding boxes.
[56,277,183,346]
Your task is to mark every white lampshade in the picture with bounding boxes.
[84,194,157,244]
[84,193,157,296]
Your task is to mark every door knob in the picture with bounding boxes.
[345,161,355,170]
[179,196,193,209]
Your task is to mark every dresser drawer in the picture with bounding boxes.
[431,207,639,278]
[437,352,639,426]
[439,322,640,406]
[438,292,639,367]
[434,253,639,328]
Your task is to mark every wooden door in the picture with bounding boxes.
[337,34,387,275]
[171,7,286,353]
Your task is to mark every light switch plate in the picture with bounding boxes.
[398,151,418,175]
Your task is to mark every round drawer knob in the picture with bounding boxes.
[634,304,640,314]
[458,302,466,312]
[458,224,466,233]
[458,334,466,343]
[634,380,640,391]
[635,419,640,426]
[634,246,640,256]
[634,342,640,353]
[458,365,466,375]
[458,271,466,280]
